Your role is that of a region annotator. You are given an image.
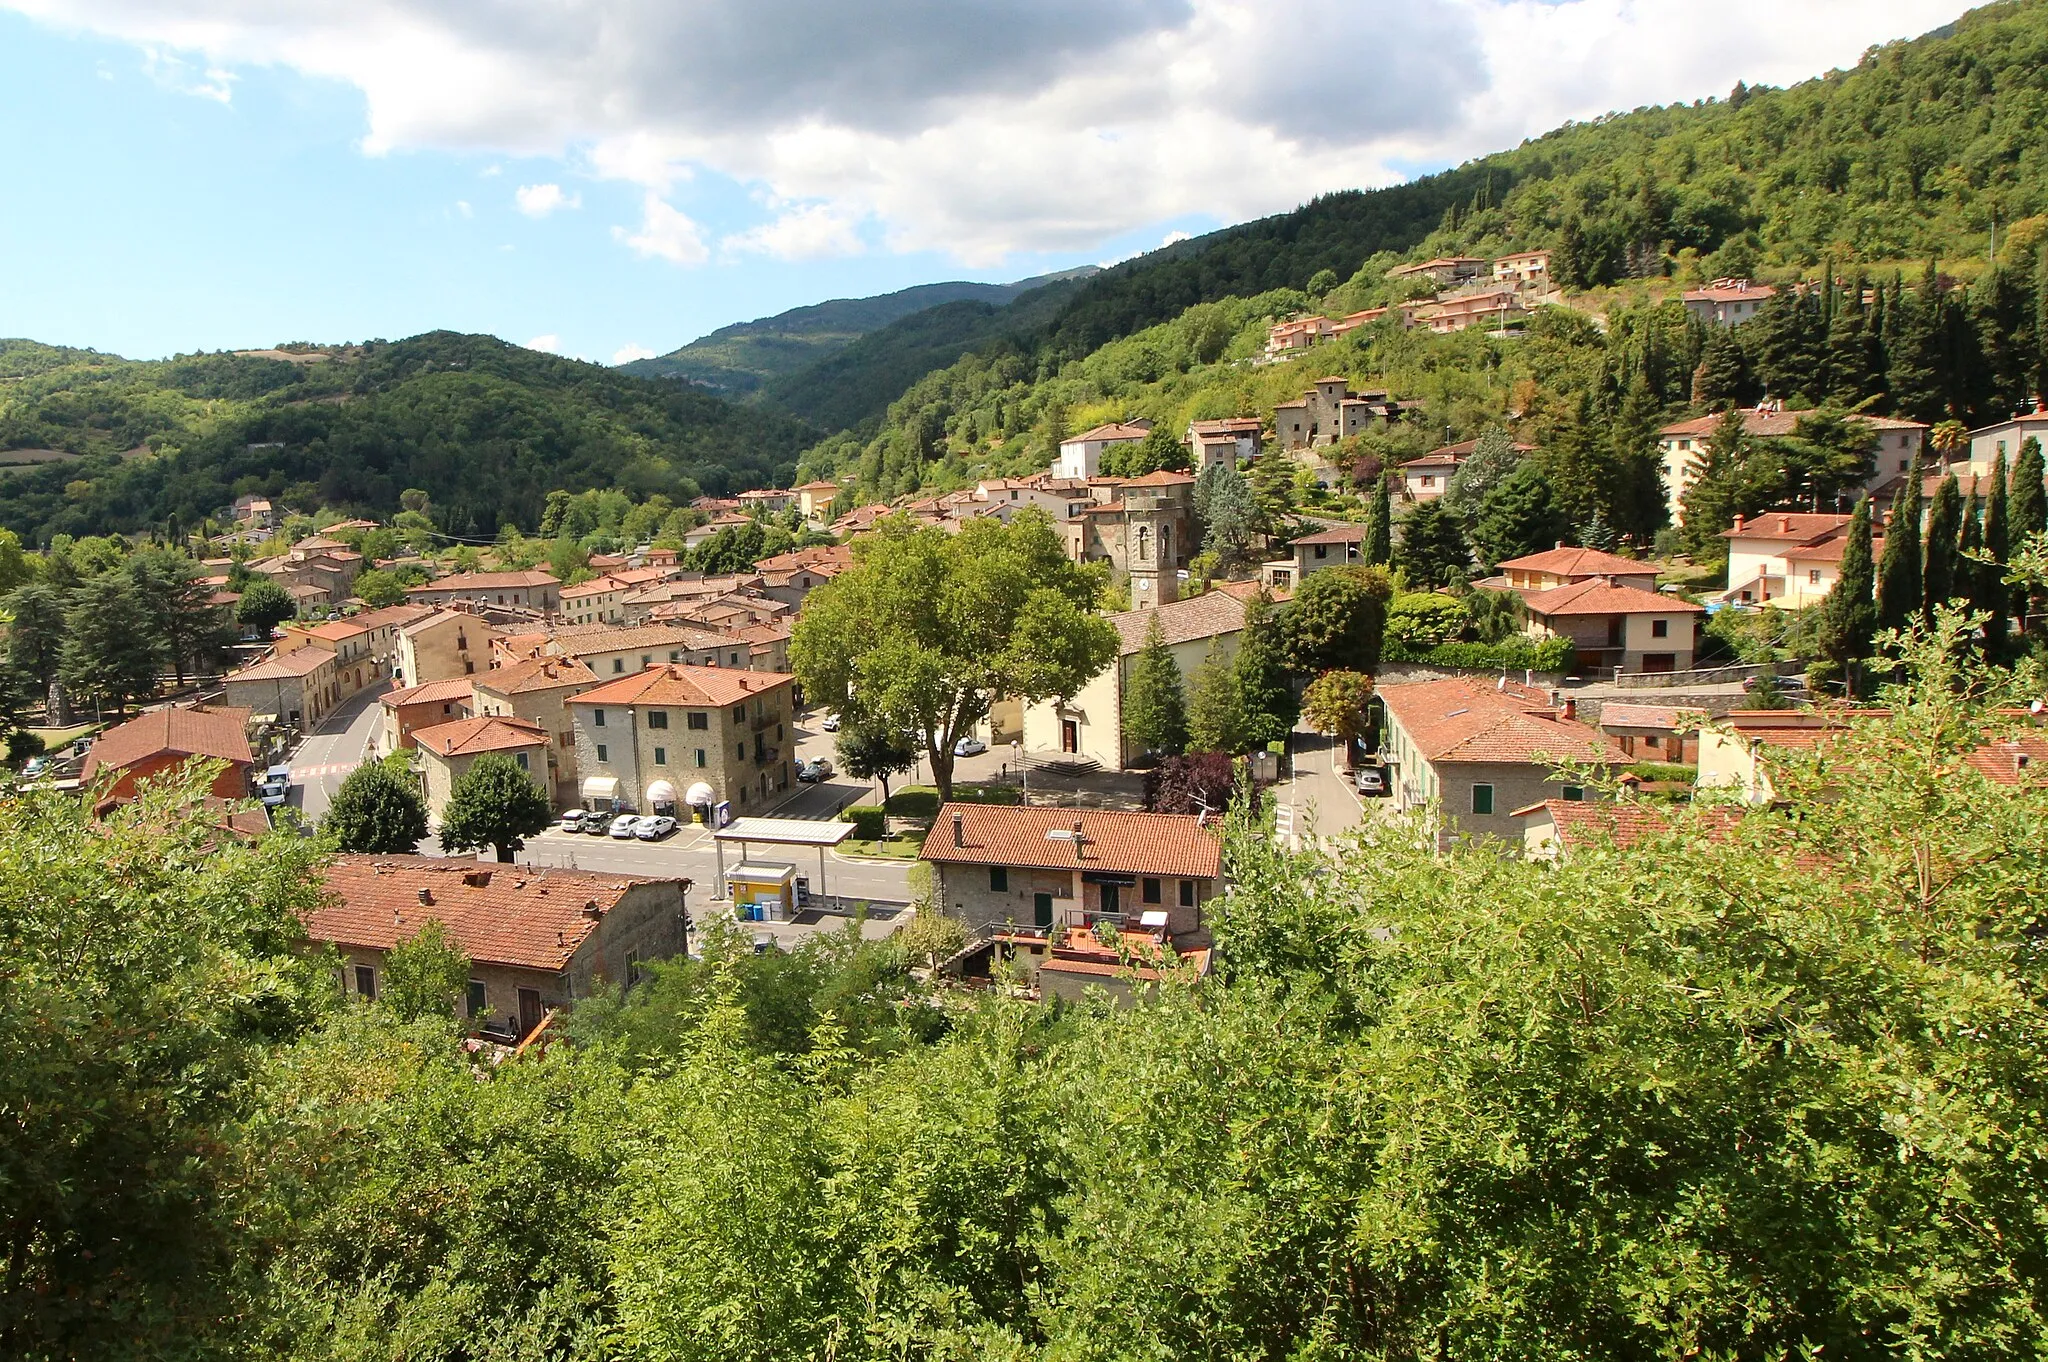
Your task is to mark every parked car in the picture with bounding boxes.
[1354,766,1389,797]
[608,814,644,839]
[583,813,617,836]
[21,755,47,779]
[257,764,293,808]
[819,713,841,732]
[558,809,587,831]
[797,757,833,782]
[635,815,678,841]
[953,736,987,757]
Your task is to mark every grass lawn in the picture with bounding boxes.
[884,783,1024,819]
[839,834,923,860]
[27,722,102,751]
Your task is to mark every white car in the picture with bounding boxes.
[953,736,987,757]
[608,814,644,839]
[634,815,678,841]
[819,713,841,732]
[1354,766,1388,797]
[558,809,588,831]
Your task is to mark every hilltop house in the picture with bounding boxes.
[1183,417,1263,472]
[1521,577,1705,674]
[1657,408,1926,524]
[1682,278,1776,327]
[1493,250,1552,289]
[1719,511,1884,608]
[1271,378,1405,451]
[1387,257,1486,286]
[1055,421,1152,480]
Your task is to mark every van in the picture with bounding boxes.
[258,765,293,807]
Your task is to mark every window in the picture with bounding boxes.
[515,752,529,771]
[669,650,680,662]
[653,747,667,765]
[730,652,742,666]
[467,979,487,1019]
[1561,785,1585,802]
[1810,569,1823,584]
[1142,878,1161,904]
[1179,880,1196,907]
[612,659,624,673]
[596,743,608,763]
[695,749,707,767]
[1314,544,1328,559]
[733,703,747,721]
[648,710,668,729]
[737,742,746,760]
[624,950,641,987]
[990,866,1008,892]
[1651,619,1669,638]
[687,711,709,730]
[353,964,376,1000]
[592,708,605,727]
[1470,784,1494,816]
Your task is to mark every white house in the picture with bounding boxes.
[1055,421,1151,480]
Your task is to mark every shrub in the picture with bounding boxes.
[1625,762,1697,784]
[1383,636,1576,672]
[842,805,887,840]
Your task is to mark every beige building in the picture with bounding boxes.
[1375,677,1625,849]
[1657,409,1926,525]
[1966,411,2048,474]
[406,569,562,613]
[377,677,475,757]
[1387,256,1486,286]
[793,480,840,525]
[394,609,498,687]
[275,603,433,700]
[248,540,363,604]
[1718,512,1878,608]
[1061,470,1198,606]
[412,714,551,826]
[313,856,689,1040]
[568,664,795,817]
[1183,417,1263,472]
[544,621,756,680]
[1265,522,1370,591]
[1022,591,1246,771]
[1055,421,1151,480]
[1522,578,1704,674]
[225,646,340,730]
[1494,546,1658,594]
[1493,250,1552,288]
[471,656,598,805]
[1681,278,1776,327]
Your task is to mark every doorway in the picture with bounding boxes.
[1061,719,1079,754]
[1097,882,1120,919]
[517,987,543,1037]
[1033,893,1054,929]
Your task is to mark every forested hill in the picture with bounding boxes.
[0,331,818,544]
[618,269,1095,398]
[806,0,2048,434]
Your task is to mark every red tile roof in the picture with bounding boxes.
[83,704,252,779]
[1513,798,1742,851]
[1661,410,1925,440]
[1524,579,1703,618]
[408,570,560,594]
[1105,591,1247,654]
[1498,546,1650,577]
[1066,422,1151,444]
[919,804,1222,879]
[314,855,672,972]
[1596,703,1704,731]
[413,715,548,758]
[382,678,476,708]
[232,648,335,680]
[1121,469,1196,487]
[1377,677,1625,765]
[1291,521,1371,545]
[569,662,793,709]
[474,656,599,695]
[1722,512,1853,543]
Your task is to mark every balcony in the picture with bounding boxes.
[751,711,779,733]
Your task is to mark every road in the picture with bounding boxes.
[1271,727,1369,844]
[288,679,391,823]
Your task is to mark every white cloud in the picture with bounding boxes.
[613,192,709,266]
[1161,230,1192,247]
[523,333,562,353]
[455,198,472,217]
[514,182,579,216]
[138,44,234,102]
[611,342,656,364]
[4,0,1967,263]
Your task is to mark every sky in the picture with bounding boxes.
[0,0,1969,366]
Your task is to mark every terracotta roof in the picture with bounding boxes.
[1121,469,1196,487]
[1524,579,1704,618]
[1964,734,2048,786]
[474,655,599,695]
[1513,798,1741,851]
[1597,703,1704,731]
[1377,677,1625,765]
[399,608,484,638]
[1187,418,1263,435]
[1105,592,1248,655]
[1212,579,1289,604]
[412,714,549,758]
[1722,512,1853,543]
[792,480,839,492]
[919,804,1222,879]
[408,570,559,594]
[569,663,794,710]
[1498,546,1650,577]
[1290,521,1371,546]
[314,855,672,972]
[1682,281,1778,303]
[1661,410,1926,440]
[549,621,733,656]
[82,704,252,779]
[382,678,476,708]
[231,648,335,680]
[350,603,436,631]
[1783,532,1884,565]
[1065,422,1151,444]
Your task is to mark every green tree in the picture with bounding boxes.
[1440,423,1521,527]
[126,550,233,687]
[791,511,1117,800]
[236,577,297,637]
[1886,264,1946,422]
[1920,473,1963,622]
[380,919,474,1024]
[1186,636,1245,754]
[1984,449,2011,648]
[1277,565,1393,675]
[834,717,919,806]
[0,529,33,596]
[1300,669,1375,752]
[1691,326,1753,407]
[437,752,553,863]
[323,760,429,853]
[1233,590,1297,748]
[1814,495,1877,693]
[1876,453,1924,634]
[1121,616,1189,759]
[351,567,408,608]
[1198,465,1260,569]
[2012,436,2046,547]
[1392,500,1470,586]
[60,574,160,716]
[1470,460,1566,567]
[1361,472,1392,566]
[4,581,70,696]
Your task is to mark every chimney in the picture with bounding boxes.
[1554,539,1566,550]
[417,888,433,906]
[952,811,964,848]
[1561,697,1577,722]
[582,900,604,919]
[463,869,492,888]
[1731,514,1746,532]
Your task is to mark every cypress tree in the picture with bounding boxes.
[1958,484,1987,625]
[1985,449,2011,648]
[1232,592,1298,749]
[1362,472,1392,566]
[1887,264,1946,424]
[1816,495,1877,695]
[1826,272,1874,408]
[1121,616,1188,759]
[2035,243,2048,406]
[2012,436,2047,545]
[1876,453,1923,633]
[1921,472,1963,624]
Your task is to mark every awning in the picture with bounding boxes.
[646,780,679,807]
[580,776,620,801]
[1081,872,1137,886]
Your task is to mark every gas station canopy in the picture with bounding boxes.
[711,817,855,848]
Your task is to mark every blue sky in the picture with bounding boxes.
[0,1,1964,365]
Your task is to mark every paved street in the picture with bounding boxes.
[1271,728,1369,843]
[288,679,391,823]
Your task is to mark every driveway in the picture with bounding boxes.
[289,679,390,824]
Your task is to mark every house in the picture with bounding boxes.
[275,603,433,700]
[224,647,340,731]
[470,656,599,806]
[737,488,795,515]
[1700,706,2048,802]
[81,704,254,806]
[1682,278,1777,327]
[560,577,628,628]
[920,804,1221,1003]
[1515,798,1738,861]
[1718,512,1885,607]
[1521,577,1705,674]
[313,856,689,1039]
[683,511,756,549]
[1657,408,1927,524]
[567,664,796,819]
[406,570,562,613]
[1265,521,1371,590]
[233,494,278,530]
[1060,469,1198,605]
[1398,448,1464,502]
[1022,591,1246,771]
[1494,545,1658,594]
[1271,378,1403,451]
[793,480,840,525]
[1183,417,1263,472]
[1413,287,1527,334]
[1387,256,1487,286]
[411,715,551,826]
[1374,677,1626,847]
[248,541,362,604]
[394,609,498,687]
[1055,421,1152,480]
[1493,250,1552,289]
[545,621,757,679]
[377,677,476,757]
[1965,410,2048,475]
[752,544,856,607]
[1596,702,1705,764]
[829,503,895,537]
[973,478,1093,523]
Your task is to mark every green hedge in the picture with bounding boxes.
[1625,762,1697,784]
[841,805,887,840]
[1383,636,1576,672]
[883,784,1023,820]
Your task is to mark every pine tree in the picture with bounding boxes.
[1692,327,1753,407]
[60,576,161,717]
[1121,616,1188,759]
[1610,369,1669,541]
[1958,483,1989,629]
[1985,449,2011,649]
[1826,272,1876,407]
[1816,496,1877,695]
[1876,453,1924,634]
[1471,462,1566,568]
[1186,637,1245,755]
[1887,263,1946,423]
[1392,500,1471,588]
[2035,243,2048,406]
[2012,436,2047,634]
[1232,592,1297,750]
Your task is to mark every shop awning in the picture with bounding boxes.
[646,780,679,807]
[580,776,620,801]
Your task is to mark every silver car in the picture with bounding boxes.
[635,815,678,841]
[608,814,643,839]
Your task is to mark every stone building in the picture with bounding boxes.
[568,664,795,819]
